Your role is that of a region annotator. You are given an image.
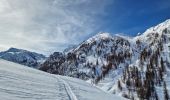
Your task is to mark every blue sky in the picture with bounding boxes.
[0,0,170,55]
[98,0,170,36]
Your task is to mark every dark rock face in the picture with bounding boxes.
[40,52,66,74]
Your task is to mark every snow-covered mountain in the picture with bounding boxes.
[40,33,133,80]
[98,19,170,99]
[0,48,46,68]
[40,19,170,99]
[0,59,124,100]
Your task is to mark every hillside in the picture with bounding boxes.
[98,19,170,99]
[0,59,125,100]
[40,33,133,81]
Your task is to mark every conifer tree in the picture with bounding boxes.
[163,81,170,100]
[155,91,159,100]
[161,57,165,73]
[118,80,122,91]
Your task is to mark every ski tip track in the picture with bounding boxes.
[56,76,78,100]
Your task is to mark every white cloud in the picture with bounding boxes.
[0,0,113,55]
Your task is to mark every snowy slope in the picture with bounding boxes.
[0,59,125,100]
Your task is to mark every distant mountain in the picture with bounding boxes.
[0,47,46,68]
[40,19,170,99]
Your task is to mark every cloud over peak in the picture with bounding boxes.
[0,0,113,54]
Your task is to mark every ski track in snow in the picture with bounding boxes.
[54,76,78,100]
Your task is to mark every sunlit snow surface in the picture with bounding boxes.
[0,59,125,100]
